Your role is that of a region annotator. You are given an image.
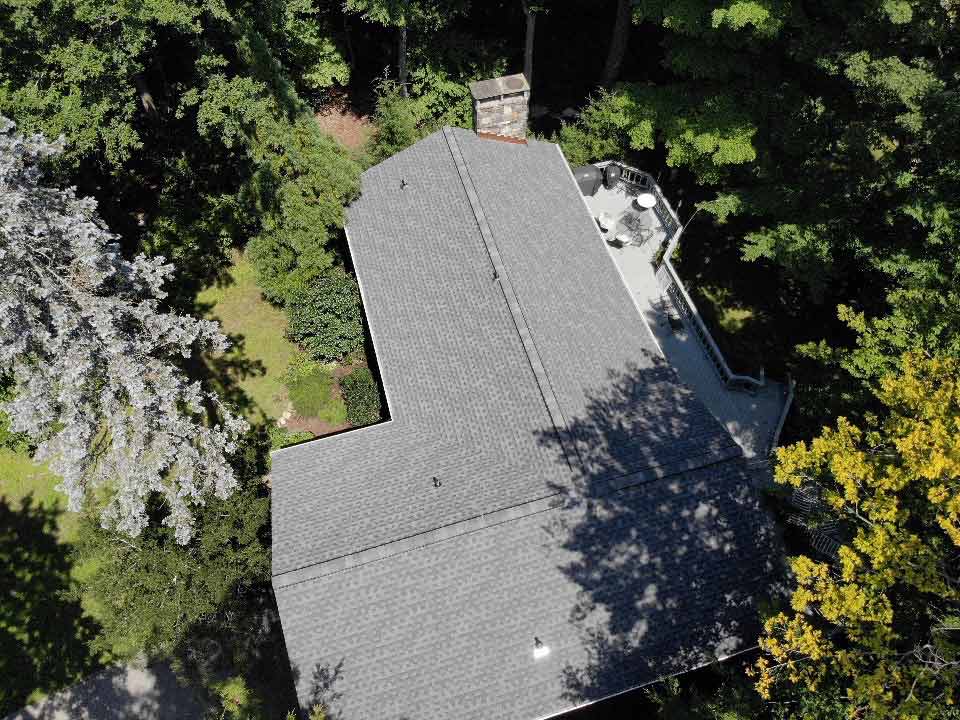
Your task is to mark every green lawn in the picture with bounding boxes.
[0,448,77,543]
[197,252,298,422]
[0,447,102,712]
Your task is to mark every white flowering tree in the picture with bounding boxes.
[0,117,247,543]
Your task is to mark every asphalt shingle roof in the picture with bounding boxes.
[271,127,776,719]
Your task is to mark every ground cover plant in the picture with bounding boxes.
[285,267,365,363]
[284,355,348,426]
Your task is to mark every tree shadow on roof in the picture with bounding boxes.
[308,659,345,719]
[535,362,786,706]
[282,658,346,720]
[548,356,738,488]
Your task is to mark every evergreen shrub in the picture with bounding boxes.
[340,368,382,426]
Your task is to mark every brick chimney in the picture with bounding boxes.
[469,74,530,143]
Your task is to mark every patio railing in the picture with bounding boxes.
[766,375,795,457]
[596,161,765,393]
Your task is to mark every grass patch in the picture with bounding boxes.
[197,251,298,422]
[285,360,348,425]
[0,447,102,714]
[0,448,77,543]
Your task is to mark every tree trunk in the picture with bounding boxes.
[133,73,159,122]
[343,13,356,70]
[600,0,631,88]
[398,24,408,97]
[522,2,536,86]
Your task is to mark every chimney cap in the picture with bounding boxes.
[469,74,529,101]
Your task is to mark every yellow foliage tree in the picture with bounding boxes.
[752,354,960,718]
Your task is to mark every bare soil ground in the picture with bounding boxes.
[284,414,350,437]
[315,91,373,151]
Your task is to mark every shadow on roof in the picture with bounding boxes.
[533,362,786,708]
[539,353,738,485]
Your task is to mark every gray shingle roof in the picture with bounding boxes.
[271,128,777,719]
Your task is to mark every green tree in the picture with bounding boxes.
[0,0,359,303]
[365,35,508,164]
[368,79,431,162]
[272,0,351,97]
[70,432,270,660]
[558,1,960,437]
[344,0,469,96]
[754,353,960,717]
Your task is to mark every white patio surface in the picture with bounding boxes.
[583,181,787,459]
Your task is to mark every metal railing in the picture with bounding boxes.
[597,161,765,393]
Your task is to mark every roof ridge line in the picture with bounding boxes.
[273,491,565,589]
[440,127,580,471]
[271,449,746,591]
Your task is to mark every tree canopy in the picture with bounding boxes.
[0,118,246,543]
[558,0,959,436]
[3,0,960,714]
[754,353,960,717]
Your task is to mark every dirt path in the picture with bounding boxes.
[284,414,350,437]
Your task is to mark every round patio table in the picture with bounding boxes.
[635,192,657,209]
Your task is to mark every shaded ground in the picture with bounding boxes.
[315,90,373,152]
[0,495,101,716]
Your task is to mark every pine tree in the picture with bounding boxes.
[0,118,247,543]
